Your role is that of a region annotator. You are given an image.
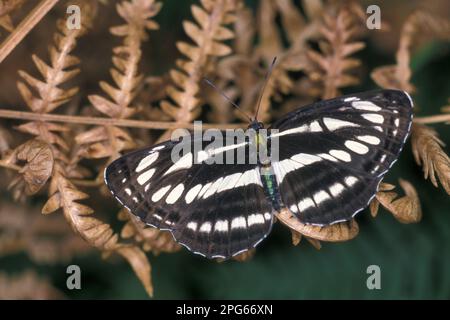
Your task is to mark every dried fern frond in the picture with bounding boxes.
[411,124,450,194]
[118,209,181,255]
[160,0,241,123]
[215,1,313,123]
[15,0,97,162]
[0,0,25,32]
[76,0,162,162]
[371,180,422,223]
[89,0,162,119]
[372,11,450,92]
[17,1,96,114]
[277,208,359,242]
[0,270,64,299]
[0,202,90,264]
[306,6,365,99]
[2,139,53,199]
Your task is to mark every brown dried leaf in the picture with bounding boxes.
[374,179,422,223]
[4,139,54,197]
[277,208,359,242]
[116,245,153,297]
[411,124,450,194]
[118,210,181,255]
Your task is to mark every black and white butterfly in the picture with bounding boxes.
[105,89,413,259]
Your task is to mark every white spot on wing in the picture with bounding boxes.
[217,172,241,193]
[298,198,315,211]
[166,183,185,204]
[231,216,247,229]
[187,221,197,231]
[197,182,212,198]
[203,177,224,199]
[199,222,212,233]
[344,176,358,186]
[125,188,131,196]
[362,113,384,124]
[247,214,265,226]
[345,140,369,155]
[329,183,345,197]
[352,101,382,111]
[318,153,338,162]
[151,185,171,202]
[136,152,159,172]
[137,168,155,185]
[357,135,380,145]
[344,97,360,102]
[185,184,202,204]
[329,149,352,162]
[164,152,193,175]
[323,117,360,131]
[291,153,322,165]
[313,190,330,204]
[270,120,322,138]
[214,220,228,232]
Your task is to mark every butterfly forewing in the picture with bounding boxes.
[105,136,273,259]
[269,89,413,225]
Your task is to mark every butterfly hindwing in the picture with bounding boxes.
[269,89,413,225]
[105,135,273,259]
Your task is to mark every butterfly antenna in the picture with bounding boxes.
[203,78,253,123]
[254,56,277,121]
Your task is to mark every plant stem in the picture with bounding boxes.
[0,160,21,171]
[0,0,59,64]
[0,109,245,130]
[413,114,450,124]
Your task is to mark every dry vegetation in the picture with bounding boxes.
[0,0,449,298]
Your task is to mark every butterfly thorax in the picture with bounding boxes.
[247,121,283,210]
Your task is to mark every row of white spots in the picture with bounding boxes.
[150,169,263,205]
[292,176,358,213]
[187,213,271,234]
[272,153,323,183]
[361,113,384,124]
[272,150,356,184]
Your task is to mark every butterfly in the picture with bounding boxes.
[104,84,413,259]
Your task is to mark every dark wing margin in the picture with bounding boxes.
[269,89,413,225]
[104,137,274,259]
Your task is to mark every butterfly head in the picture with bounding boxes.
[248,120,265,131]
